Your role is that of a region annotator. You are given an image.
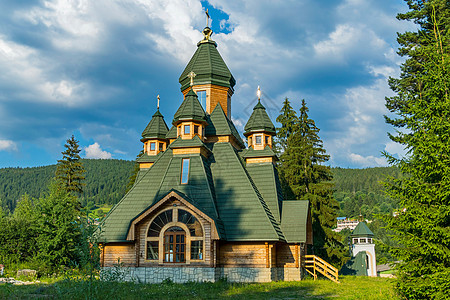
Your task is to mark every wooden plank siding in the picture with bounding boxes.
[102,243,135,267]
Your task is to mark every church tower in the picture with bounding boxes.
[179,26,235,117]
[351,222,377,277]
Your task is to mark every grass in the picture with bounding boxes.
[0,276,398,299]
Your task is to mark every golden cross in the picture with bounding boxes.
[206,9,210,28]
[187,71,196,86]
[157,95,160,109]
[257,86,261,101]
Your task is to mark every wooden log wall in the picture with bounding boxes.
[102,243,135,267]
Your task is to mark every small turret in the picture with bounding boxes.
[139,96,169,169]
[350,221,377,277]
[244,87,276,150]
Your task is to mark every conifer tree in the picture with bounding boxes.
[274,98,298,155]
[280,99,347,266]
[55,135,86,194]
[383,1,450,298]
[126,150,144,193]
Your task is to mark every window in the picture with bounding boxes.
[145,208,205,262]
[255,136,262,145]
[159,143,164,151]
[360,238,366,243]
[178,209,202,236]
[368,238,372,243]
[148,210,173,237]
[194,125,199,135]
[146,241,158,260]
[197,90,206,109]
[353,238,358,244]
[265,136,269,145]
[164,226,186,263]
[184,125,190,134]
[150,142,156,151]
[181,158,190,184]
[191,241,203,260]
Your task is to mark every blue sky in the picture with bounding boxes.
[0,0,415,168]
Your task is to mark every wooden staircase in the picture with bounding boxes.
[304,255,339,283]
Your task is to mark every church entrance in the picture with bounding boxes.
[164,226,186,263]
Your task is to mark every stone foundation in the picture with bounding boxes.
[102,266,302,283]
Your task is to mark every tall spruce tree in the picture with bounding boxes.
[383,1,450,298]
[274,98,298,155]
[55,135,86,194]
[280,100,347,267]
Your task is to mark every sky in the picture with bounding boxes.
[0,0,416,169]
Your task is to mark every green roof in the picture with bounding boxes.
[205,104,245,148]
[241,145,277,159]
[173,89,207,124]
[136,153,160,163]
[351,222,374,237]
[246,163,283,223]
[166,125,177,139]
[99,141,289,243]
[280,200,309,243]
[244,100,276,135]
[141,109,169,140]
[179,33,235,92]
[340,251,368,276]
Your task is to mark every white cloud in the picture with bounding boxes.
[84,142,112,159]
[0,140,17,151]
[349,153,388,167]
[385,141,407,158]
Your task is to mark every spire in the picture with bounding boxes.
[244,87,276,135]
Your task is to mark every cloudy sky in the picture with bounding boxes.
[0,0,415,168]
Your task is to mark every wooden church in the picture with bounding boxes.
[98,25,314,283]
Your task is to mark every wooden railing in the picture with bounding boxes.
[304,255,339,283]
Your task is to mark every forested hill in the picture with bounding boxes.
[332,166,401,218]
[0,159,134,212]
[332,166,401,194]
[0,160,399,219]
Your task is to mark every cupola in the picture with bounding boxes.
[138,96,169,169]
[244,87,276,150]
[172,88,208,141]
[179,26,235,117]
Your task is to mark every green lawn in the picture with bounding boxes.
[0,276,397,299]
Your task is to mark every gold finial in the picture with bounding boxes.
[157,95,160,110]
[257,86,261,101]
[206,9,210,28]
[187,71,197,86]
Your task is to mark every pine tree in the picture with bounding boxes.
[56,135,86,194]
[280,99,347,267]
[274,98,298,155]
[383,2,450,298]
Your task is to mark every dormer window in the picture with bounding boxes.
[150,142,156,151]
[181,158,190,184]
[255,136,262,145]
[184,125,191,135]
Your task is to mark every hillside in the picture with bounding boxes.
[0,161,400,219]
[0,159,135,213]
[332,166,401,218]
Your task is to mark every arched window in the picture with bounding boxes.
[164,226,185,262]
[145,207,205,262]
